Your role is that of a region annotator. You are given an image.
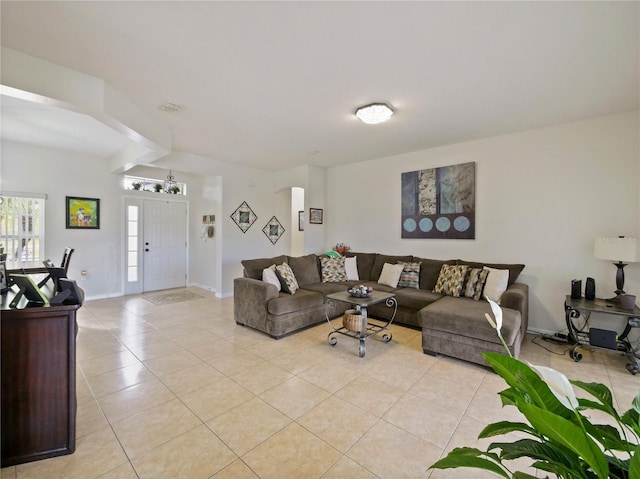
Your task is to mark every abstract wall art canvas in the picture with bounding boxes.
[401,162,475,239]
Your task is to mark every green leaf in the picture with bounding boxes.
[629,443,640,478]
[512,472,538,479]
[519,402,609,479]
[578,398,619,418]
[633,388,640,414]
[429,447,510,478]
[479,420,537,438]
[482,353,573,419]
[490,439,583,473]
[533,460,598,479]
[572,381,615,409]
[586,423,633,452]
[621,408,640,437]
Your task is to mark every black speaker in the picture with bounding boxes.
[585,277,596,300]
[571,279,582,299]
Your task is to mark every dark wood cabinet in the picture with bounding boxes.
[1,300,80,467]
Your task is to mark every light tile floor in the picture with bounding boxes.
[2,287,639,479]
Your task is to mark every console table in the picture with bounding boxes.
[1,288,81,467]
[325,291,397,357]
[564,295,640,374]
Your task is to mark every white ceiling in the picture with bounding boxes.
[1,1,638,172]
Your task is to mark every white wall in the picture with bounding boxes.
[326,111,640,333]
[1,141,123,298]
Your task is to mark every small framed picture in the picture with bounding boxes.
[309,208,323,225]
[298,210,304,231]
[66,196,100,229]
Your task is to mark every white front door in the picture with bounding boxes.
[143,200,187,292]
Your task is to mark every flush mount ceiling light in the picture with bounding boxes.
[354,102,394,124]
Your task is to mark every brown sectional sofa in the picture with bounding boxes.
[233,252,528,365]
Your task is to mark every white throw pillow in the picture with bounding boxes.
[377,263,405,288]
[345,256,359,281]
[262,264,281,292]
[483,267,509,303]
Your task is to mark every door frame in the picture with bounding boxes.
[123,196,189,295]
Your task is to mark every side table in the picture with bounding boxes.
[325,291,397,357]
[564,295,640,374]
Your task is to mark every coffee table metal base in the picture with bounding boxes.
[325,291,397,357]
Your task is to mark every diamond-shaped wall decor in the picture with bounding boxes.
[230,201,257,233]
[262,216,285,244]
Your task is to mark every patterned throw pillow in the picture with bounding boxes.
[463,267,490,300]
[434,264,469,297]
[320,256,347,283]
[275,263,299,294]
[397,261,421,289]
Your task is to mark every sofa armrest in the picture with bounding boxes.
[500,282,529,335]
[233,277,279,328]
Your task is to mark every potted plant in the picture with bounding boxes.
[131,182,142,190]
[170,185,180,194]
[154,183,163,193]
[430,299,640,479]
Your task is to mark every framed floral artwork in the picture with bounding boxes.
[66,196,100,229]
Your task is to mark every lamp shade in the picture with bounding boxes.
[594,237,640,263]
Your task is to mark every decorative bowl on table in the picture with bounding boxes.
[348,285,373,298]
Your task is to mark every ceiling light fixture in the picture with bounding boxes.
[354,102,394,125]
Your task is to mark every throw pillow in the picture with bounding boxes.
[345,256,359,281]
[397,261,421,289]
[275,263,299,294]
[434,264,469,297]
[377,263,405,288]
[262,264,281,292]
[483,267,509,303]
[463,267,489,301]
[320,256,347,283]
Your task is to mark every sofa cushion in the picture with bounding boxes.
[414,258,454,291]
[456,259,525,286]
[242,255,288,280]
[483,267,509,302]
[301,282,352,296]
[371,254,413,281]
[262,265,281,291]
[275,263,299,294]
[463,268,489,301]
[397,261,420,289]
[393,288,442,311]
[418,296,521,346]
[345,257,359,280]
[287,254,320,286]
[267,289,324,315]
[434,264,469,297]
[344,252,376,281]
[378,263,405,288]
[320,256,348,282]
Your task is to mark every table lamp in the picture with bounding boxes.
[594,236,639,302]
